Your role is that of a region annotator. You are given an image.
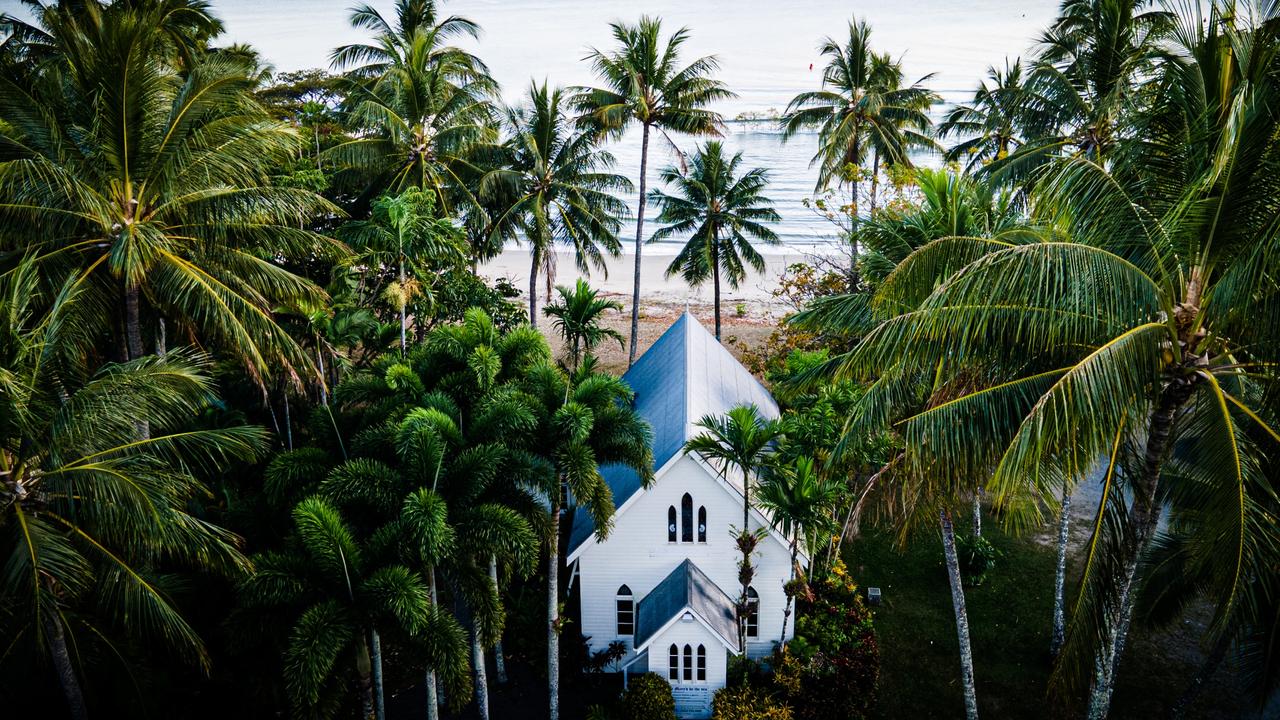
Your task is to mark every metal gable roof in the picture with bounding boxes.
[633,559,740,653]
[567,312,780,555]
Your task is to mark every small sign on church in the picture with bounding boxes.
[672,684,713,718]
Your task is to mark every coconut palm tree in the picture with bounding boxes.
[938,59,1033,172]
[574,16,735,365]
[543,279,624,370]
[329,0,498,214]
[683,404,782,653]
[0,0,344,382]
[781,18,937,205]
[757,456,839,644]
[337,186,466,354]
[649,141,781,339]
[821,5,1280,717]
[521,362,653,720]
[0,260,265,720]
[481,81,631,327]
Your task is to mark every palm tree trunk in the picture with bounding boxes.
[124,282,144,360]
[427,570,440,720]
[529,247,540,328]
[398,255,407,355]
[869,149,880,217]
[473,621,491,720]
[779,538,798,645]
[627,123,651,367]
[547,500,562,720]
[283,391,294,451]
[1168,628,1232,719]
[45,612,88,720]
[971,489,982,537]
[489,555,508,684]
[1051,489,1071,657]
[712,241,722,341]
[1086,379,1194,720]
[942,509,979,720]
[155,317,166,356]
[371,629,386,720]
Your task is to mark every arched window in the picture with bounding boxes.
[682,644,693,681]
[681,493,693,542]
[667,506,677,542]
[746,587,760,638]
[668,644,679,680]
[696,645,707,681]
[697,506,707,543]
[615,585,634,636]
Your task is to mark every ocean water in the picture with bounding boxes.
[66,0,1062,250]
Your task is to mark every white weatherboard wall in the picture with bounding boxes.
[650,619,726,720]
[577,453,794,663]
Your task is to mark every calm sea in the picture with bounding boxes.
[55,0,1063,250]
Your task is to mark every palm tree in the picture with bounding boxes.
[337,187,466,353]
[683,404,782,653]
[481,81,631,327]
[781,19,937,208]
[0,0,343,381]
[649,141,781,339]
[822,5,1280,717]
[575,16,735,365]
[521,362,653,720]
[330,0,497,214]
[0,260,264,720]
[757,456,839,645]
[938,59,1032,172]
[543,279,624,370]
[240,496,445,720]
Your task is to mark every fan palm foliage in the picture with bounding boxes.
[329,0,497,214]
[649,141,781,339]
[0,0,344,383]
[574,15,735,364]
[543,279,624,370]
[0,259,264,720]
[814,4,1280,717]
[683,404,781,652]
[781,19,937,201]
[480,81,631,326]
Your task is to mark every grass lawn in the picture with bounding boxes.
[843,516,1252,719]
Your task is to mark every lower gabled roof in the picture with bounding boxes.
[633,559,740,654]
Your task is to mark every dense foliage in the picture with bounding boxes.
[618,672,676,720]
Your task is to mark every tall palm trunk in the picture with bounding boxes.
[1051,489,1071,657]
[357,637,376,720]
[711,236,722,340]
[371,629,386,720]
[529,247,540,328]
[398,254,407,355]
[473,623,490,720]
[627,123,651,366]
[971,489,982,537]
[547,498,562,720]
[45,611,88,720]
[489,556,508,684]
[124,282,144,360]
[779,537,799,645]
[1086,376,1195,719]
[868,149,880,217]
[427,570,440,720]
[941,509,979,720]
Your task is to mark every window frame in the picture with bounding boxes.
[680,493,694,543]
[746,586,760,638]
[615,585,634,636]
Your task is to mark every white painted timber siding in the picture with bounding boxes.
[649,619,727,719]
[577,453,794,663]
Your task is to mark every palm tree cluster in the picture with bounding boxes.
[791,2,1280,718]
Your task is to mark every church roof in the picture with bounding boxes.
[633,559,740,653]
[567,312,779,555]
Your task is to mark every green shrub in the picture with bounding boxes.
[712,684,793,720]
[620,672,676,720]
[957,532,1001,585]
[782,559,880,720]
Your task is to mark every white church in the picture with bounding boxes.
[567,312,801,719]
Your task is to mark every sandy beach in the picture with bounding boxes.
[479,244,842,373]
